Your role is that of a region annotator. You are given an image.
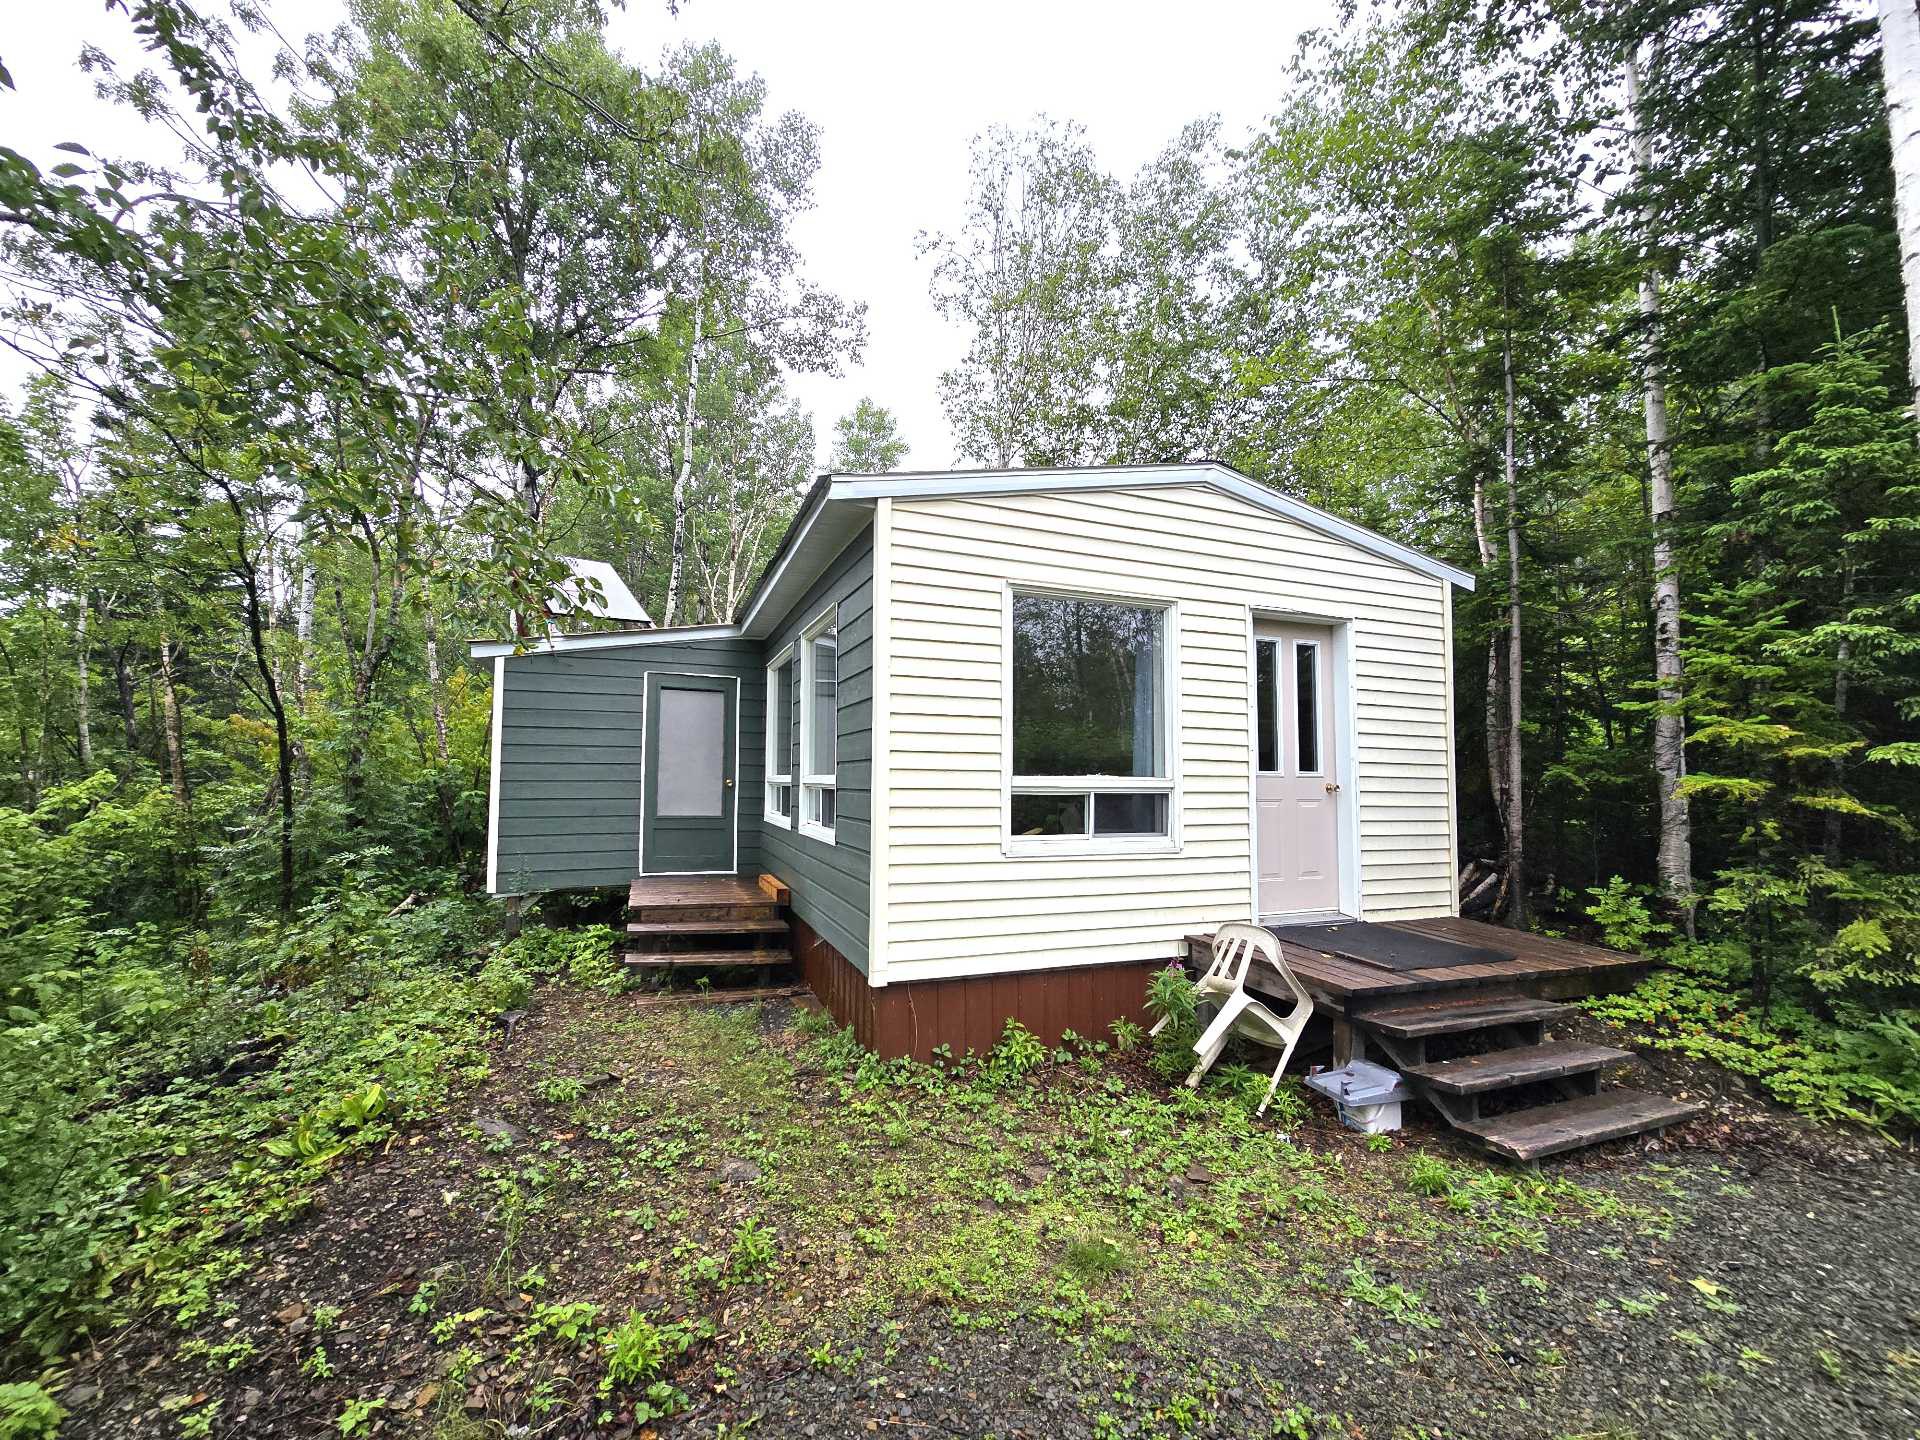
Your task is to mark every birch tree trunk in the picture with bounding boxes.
[423,585,450,765]
[1625,51,1696,935]
[1881,0,1920,418]
[294,550,316,701]
[663,262,705,629]
[1500,323,1528,930]
[294,550,316,791]
[157,636,192,818]
[73,599,93,771]
[1469,438,1511,895]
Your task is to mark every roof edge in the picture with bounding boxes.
[826,463,1475,591]
[470,622,742,659]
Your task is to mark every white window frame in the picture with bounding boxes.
[763,643,795,829]
[797,605,839,844]
[1002,583,1180,858]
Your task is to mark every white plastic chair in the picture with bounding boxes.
[1163,921,1315,1116]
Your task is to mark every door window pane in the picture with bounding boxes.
[1255,640,1279,773]
[1012,595,1162,776]
[1295,642,1321,775]
[1093,792,1168,836]
[1010,792,1087,837]
[656,687,725,816]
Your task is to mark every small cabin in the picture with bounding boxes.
[474,463,1475,1056]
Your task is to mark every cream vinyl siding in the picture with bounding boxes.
[880,484,1455,982]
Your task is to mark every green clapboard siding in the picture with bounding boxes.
[489,527,874,974]
[494,641,766,894]
[760,527,874,973]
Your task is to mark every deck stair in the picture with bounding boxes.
[1351,991,1699,1162]
[623,875,796,974]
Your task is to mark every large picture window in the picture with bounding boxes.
[1008,591,1173,848]
[798,607,838,841]
[764,647,794,826]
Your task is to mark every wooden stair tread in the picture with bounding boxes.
[1357,996,1569,1040]
[623,949,794,969]
[1456,1087,1702,1162]
[626,918,790,936]
[1402,1041,1629,1095]
[628,876,768,907]
[628,903,780,924]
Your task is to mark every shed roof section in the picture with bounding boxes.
[548,556,652,625]
[470,462,1472,659]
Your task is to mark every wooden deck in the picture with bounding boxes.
[1184,915,1692,1160]
[1189,915,1652,1015]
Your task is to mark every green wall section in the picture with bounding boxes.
[760,528,874,973]
[494,638,766,893]
[491,523,873,973]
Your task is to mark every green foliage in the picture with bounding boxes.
[1587,943,1920,1133]
[1585,878,1673,954]
[725,1217,777,1287]
[1062,1234,1134,1284]
[1340,1259,1440,1329]
[984,1019,1048,1084]
[0,820,533,1363]
[520,1300,600,1348]
[829,397,910,472]
[0,1384,63,1440]
[599,1308,699,1415]
[334,1397,385,1435]
[1144,965,1198,1040]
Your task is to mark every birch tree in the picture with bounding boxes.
[1879,0,1920,418]
[1623,47,1696,932]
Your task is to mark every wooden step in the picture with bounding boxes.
[622,949,794,969]
[629,876,768,906]
[629,901,781,925]
[1456,1087,1702,1162]
[1402,1041,1628,1096]
[1357,996,1570,1040]
[626,918,790,937]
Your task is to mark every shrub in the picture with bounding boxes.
[984,1019,1047,1084]
[1143,963,1198,1040]
[1586,943,1920,1134]
[0,1383,63,1440]
[1584,877,1672,953]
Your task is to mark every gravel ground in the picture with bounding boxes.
[55,989,1920,1440]
[707,1146,1920,1440]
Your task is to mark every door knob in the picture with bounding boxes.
[724,779,734,788]
[1324,781,1340,794]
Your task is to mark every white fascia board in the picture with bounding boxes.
[828,464,1476,592]
[735,492,875,638]
[470,623,741,659]
[735,490,830,637]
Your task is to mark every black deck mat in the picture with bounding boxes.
[1267,921,1514,972]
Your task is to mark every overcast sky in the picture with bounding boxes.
[3,0,1333,468]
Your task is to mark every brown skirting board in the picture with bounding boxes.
[789,915,1162,1061]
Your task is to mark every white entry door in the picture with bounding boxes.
[1254,622,1341,916]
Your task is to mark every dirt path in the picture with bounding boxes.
[58,987,1920,1440]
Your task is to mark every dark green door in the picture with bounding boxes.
[640,674,737,873]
